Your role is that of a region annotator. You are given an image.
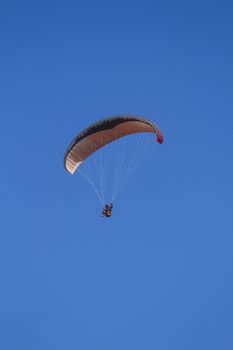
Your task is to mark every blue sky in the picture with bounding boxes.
[1,0,233,349]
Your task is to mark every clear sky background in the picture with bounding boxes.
[1,0,233,349]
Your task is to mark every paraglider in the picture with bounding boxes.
[64,115,163,216]
[102,203,113,218]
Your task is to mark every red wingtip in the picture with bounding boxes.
[157,128,164,144]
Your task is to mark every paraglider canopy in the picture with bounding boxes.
[64,114,163,208]
[64,115,163,175]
